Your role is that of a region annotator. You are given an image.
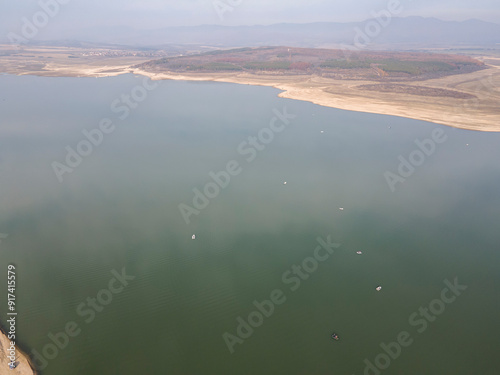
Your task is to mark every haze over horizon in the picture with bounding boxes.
[1,0,499,41]
[1,1,500,375]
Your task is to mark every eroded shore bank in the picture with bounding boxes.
[0,325,36,375]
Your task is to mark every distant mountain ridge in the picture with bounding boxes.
[4,17,500,49]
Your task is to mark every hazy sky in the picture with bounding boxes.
[1,0,499,38]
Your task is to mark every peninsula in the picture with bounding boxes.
[1,44,499,132]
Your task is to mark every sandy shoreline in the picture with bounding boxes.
[0,325,36,375]
[129,67,500,132]
[0,44,499,131]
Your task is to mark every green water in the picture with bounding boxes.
[0,74,499,374]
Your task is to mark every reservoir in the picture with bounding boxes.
[0,73,499,374]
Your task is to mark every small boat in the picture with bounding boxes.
[283,181,287,185]
[376,286,382,291]
[331,333,339,340]
[356,251,362,255]
[192,234,196,240]
[339,207,344,211]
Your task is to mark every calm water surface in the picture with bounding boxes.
[0,74,499,374]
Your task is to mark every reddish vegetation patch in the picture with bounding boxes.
[138,46,484,81]
[215,57,246,63]
[290,62,312,70]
